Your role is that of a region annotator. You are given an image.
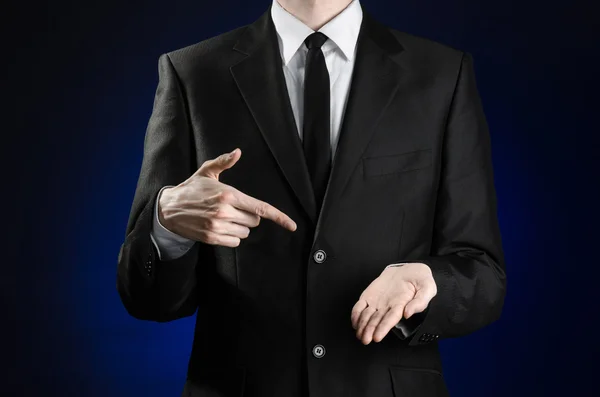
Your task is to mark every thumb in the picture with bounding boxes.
[403,287,433,319]
[197,148,241,180]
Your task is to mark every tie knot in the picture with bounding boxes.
[304,32,328,50]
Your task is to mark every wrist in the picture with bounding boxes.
[386,262,432,277]
[404,262,432,277]
[158,186,176,231]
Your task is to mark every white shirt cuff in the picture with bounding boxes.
[150,185,195,261]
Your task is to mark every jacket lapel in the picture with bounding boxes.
[230,9,318,225]
[230,7,406,230]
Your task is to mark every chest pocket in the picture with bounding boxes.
[362,148,432,177]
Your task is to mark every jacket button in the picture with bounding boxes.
[313,250,326,263]
[312,344,326,358]
[419,333,431,343]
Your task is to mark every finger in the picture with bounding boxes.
[231,189,297,231]
[208,202,261,228]
[351,299,368,329]
[199,230,241,247]
[225,207,261,228]
[196,148,242,179]
[361,307,387,345]
[356,305,377,340]
[373,305,405,343]
[404,284,436,319]
[209,219,250,239]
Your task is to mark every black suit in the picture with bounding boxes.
[117,4,506,397]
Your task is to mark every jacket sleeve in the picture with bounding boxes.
[403,52,507,347]
[116,53,206,322]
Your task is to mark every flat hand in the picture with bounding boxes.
[158,148,297,247]
[350,263,437,345]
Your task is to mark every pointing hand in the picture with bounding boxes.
[158,148,297,247]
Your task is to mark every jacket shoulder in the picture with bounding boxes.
[390,28,465,60]
[162,24,249,74]
[388,28,467,79]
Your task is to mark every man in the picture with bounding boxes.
[116,0,507,396]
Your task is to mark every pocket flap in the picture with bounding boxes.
[389,366,449,397]
[363,149,432,177]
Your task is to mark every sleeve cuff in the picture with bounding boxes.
[150,185,196,261]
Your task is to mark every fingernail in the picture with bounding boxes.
[228,148,238,158]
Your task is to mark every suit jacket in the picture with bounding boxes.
[116,4,506,397]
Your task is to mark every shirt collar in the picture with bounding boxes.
[270,0,363,65]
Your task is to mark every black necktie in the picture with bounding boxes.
[302,32,332,213]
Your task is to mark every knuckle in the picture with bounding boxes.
[212,206,228,219]
[255,204,267,217]
[200,159,213,169]
[431,284,438,296]
[204,218,218,231]
[198,162,215,176]
[217,190,235,204]
[200,231,217,245]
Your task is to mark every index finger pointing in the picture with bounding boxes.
[232,190,297,231]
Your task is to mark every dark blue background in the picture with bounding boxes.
[6,0,599,396]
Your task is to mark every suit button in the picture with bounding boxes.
[419,333,431,343]
[312,344,326,358]
[313,250,326,263]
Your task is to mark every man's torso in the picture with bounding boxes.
[162,7,462,397]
